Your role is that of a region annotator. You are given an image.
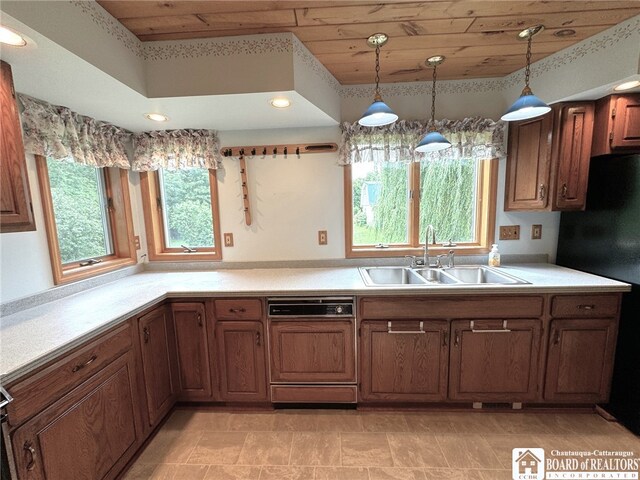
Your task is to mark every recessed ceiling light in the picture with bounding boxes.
[614,80,640,92]
[553,28,576,38]
[144,113,169,122]
[0,26,27,47]
[270,97,291,108]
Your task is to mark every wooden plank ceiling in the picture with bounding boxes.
[97,1,640,84]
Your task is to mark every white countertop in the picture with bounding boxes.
[0,264,630,384]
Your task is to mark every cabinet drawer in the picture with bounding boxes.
[551,294,619,318]
[6,321,133,427]
[360,296,544,319]
[271,385,357,403]
[214,299,262,320]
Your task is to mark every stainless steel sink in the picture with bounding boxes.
[359,267,427,285]
[413,268,460,284]
[359,265,528,286]
[443,266,528,284]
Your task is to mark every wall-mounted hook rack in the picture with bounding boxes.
[238,153,251,226]
[220,143,337,159]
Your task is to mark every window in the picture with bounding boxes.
[345,157,497,257]
[140,168,221,261]
[36,156,136,284]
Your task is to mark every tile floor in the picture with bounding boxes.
[124,408,640,480]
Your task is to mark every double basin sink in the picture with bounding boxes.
[359,265,529,286]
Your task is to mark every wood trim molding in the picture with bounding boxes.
[35,155,136,285]
[140,169,222,262]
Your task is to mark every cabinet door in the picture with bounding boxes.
[216,321,268,402]
[449,319,541,401]
[270,319,355,383]
[139,305,177,426]
[11,353,143,480]
[0,61,35,233]
[553,103,595,211]
[611,95,640,149]
[172,302,212,400]
[360,320,449,402]
[544,318,617,403]
[504,113,553,210]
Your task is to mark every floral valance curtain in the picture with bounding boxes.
[339,117,505,164]
[18,94,131,169]
[132,129,222,171]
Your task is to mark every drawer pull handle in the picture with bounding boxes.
[442,331,448,347]
[387,321,425,334]
[256,331,261,346]
[539,184,546,201]
[229,308,246,313]
[197,313,203,326]
[553,330,560,345]
[143,326,150,343]
[470,320,511,333]
[24,441,36,471]
[577,304,595,310]
[561,183,568,198]
[72,355,97,373]
[454,331,460,346]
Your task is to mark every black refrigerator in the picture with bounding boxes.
[556,153,640,435]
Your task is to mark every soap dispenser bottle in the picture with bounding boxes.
[488,244,501,267]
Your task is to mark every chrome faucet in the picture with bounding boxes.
[424,224,435,267]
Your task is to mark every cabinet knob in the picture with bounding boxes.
[24,441,36,471]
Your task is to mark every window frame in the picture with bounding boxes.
[140,169,222,261]
[35,155,137,284]
[344,158,498,258]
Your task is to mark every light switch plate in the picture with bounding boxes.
[224,233,234,247]
[531,224,542,240]
[499,225,520,240]
[318,230,328,245]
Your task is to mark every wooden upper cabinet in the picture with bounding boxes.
[504,113,553,210]
[171,302,213,401]
[551,102,595,211]
[0,60,35,233]
[138,305,177,427]
[505,102,595,211]
[592,94,640,156]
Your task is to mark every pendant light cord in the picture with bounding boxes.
[430,64,437,125]
[524,35,532,90]
[374,44,381,100]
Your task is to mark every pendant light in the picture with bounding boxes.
[358,33,398,127]
[415,55,451,152]
[501,25,551,122]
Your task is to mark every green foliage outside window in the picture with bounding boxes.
[47,159,112,264]
[160,169,215,248]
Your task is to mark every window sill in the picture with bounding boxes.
[147,251,222,262]
[347,245,491,259]
[56,257,137,285]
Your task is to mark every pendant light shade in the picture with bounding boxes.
[415,55,451,153]
[501,25,551,122]
[358,33,398,127]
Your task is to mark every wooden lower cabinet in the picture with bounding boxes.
[544,318,618,403]
[138,305,178,427]
[10,353,143,480]
[449,319,542,401]
[216,321,268,402]
[360,320,449,402]
[172,302,213,400]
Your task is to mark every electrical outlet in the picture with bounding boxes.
[531,224,542,240]
[499,225,520,240]
[224,233,234,247]
[318,230,328,245]
[134,235,141,250]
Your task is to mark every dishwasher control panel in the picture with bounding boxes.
[267,297,354,317]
